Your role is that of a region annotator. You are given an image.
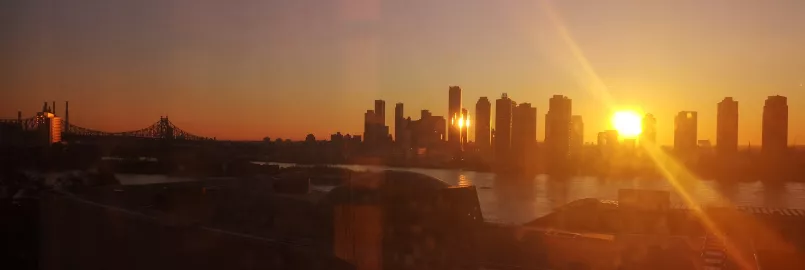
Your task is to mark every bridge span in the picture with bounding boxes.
[1,112,213,142]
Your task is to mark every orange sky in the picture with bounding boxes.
[2,0,804,144]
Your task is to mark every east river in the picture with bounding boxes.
[116,163,805,224]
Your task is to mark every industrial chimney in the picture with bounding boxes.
[65,101,69,128]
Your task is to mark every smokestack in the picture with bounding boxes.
[52,101,56,115]
[42,102,48,112]
[65,101,69,128]
[18,111,21,122]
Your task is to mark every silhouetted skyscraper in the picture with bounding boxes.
[395,102,405,142]
[475,97,491,152]
[512,103,537,170]
[598,130,619,159]
[641,114,657,144]
[494,94,514,162]
[598,130,619,145]
[448,86,462,146]
[717,97,739,156]
[408,110,445,149]
[374,100,386,126]
[546,95,572,172]
[331,132,344,142]
[364,109,377,143]
[364,100,390,146]
[674,111,698,153]
[570,115,583,157]
[762,95,788,155]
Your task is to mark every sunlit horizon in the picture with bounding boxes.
[2,0,805,144]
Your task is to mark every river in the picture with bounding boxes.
[116,163,805,225]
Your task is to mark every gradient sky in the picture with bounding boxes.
[2,0,805,144]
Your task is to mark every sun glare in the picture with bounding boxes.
[612,111,642,138]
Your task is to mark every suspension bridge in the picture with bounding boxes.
[1,114,213,141]
[64,117,212,141]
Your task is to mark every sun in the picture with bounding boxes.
[612,111,642,138]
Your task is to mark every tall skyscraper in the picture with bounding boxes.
[545,95,572,170]
[717,97,739,155]
[374,100,386,126]
[641,114,657,144]
[364,100,390,145]
[448,86,462,146]
[494,93,514,162]
[570,115,583,157]
[394,102,407,144]
[512,103,537,170]
[674,111,698,153]
[364,109,377,143]
[762,95,788,155]
[475,97,491,152]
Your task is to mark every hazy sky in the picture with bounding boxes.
[2,0,805,144]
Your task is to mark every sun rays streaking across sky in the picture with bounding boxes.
[3,1,805,141]
[536,0,615,110]
[535,1,764,268]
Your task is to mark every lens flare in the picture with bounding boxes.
[536,3,766,269]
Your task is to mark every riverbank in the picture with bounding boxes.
[261,162,805,223]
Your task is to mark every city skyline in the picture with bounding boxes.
[5,92,801,148]
[3,1,805,143]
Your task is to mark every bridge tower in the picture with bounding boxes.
[159,117,174,139]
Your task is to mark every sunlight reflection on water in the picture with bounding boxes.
[133,163,805,224]
[308,163,805,224]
